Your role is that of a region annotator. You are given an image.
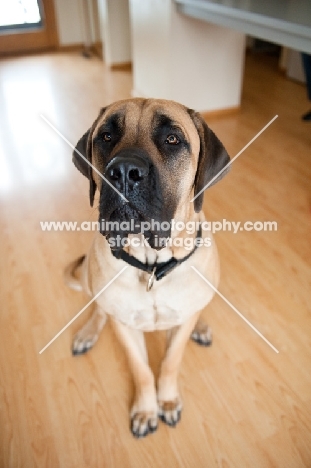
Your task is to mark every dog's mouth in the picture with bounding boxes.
[99,203,170,251]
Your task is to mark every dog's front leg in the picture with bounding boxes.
[157,311,201,427]
[110,319,158,438]
[72,303,107,355]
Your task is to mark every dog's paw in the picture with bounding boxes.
[130,411,158,438]
[72,332,98,355]
[191,323,212,347]
[158,398,182,427]
[72,312,106,355]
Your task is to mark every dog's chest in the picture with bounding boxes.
[101,286,195,331]
[96,261,216,331]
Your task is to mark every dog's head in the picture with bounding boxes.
[73,98,230,249]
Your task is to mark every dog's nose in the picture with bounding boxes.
[106,155,149,189]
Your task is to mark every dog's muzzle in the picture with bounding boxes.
[99,148,171,249]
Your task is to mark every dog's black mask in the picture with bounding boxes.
[99,148,174,250]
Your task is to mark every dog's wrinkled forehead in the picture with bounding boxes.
[93,98,200,156]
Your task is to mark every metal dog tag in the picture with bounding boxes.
[147,268,156,292]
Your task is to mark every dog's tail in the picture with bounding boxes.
[64,255,86,291]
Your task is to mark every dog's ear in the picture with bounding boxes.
[188,109,230,213]
[72,108,106,207]
[73,128,97,207]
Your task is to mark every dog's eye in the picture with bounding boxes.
[165,134,179,145]
[102,132,112,142]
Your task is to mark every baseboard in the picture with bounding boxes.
[57,43,85,53]
[0,42,104,59]
[110,62,132,71]
[57,42,103,58]
[0,46,56,57]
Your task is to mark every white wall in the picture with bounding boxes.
[98,0,131,65]
[130,0,171,97]
[169,11,245,111]
[53,0,101,46]
[53,0,131,66]
[130,0,245,112]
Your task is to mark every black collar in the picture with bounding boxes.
[111,227,202,284]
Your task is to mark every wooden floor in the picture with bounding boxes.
[0,50,310,468]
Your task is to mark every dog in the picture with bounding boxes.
[66,98,230,438]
